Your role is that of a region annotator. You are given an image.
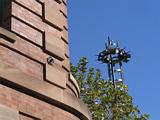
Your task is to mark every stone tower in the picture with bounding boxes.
[0,0,91,120]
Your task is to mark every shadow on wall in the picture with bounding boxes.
[0,0,12,29]
[0,0,2,26]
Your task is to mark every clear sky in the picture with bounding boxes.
[67,0,160,119]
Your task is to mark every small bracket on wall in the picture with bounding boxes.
[47,56,54,65]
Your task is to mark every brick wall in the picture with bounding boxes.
[0,85,80,120]
[0,0,91,120]
[1,0,69,87]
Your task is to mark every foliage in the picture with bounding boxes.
[71,57,149,120]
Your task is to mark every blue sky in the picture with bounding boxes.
[68,0,160,119]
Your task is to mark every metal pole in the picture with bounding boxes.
[108,39,115,87]
[109,52,115,87]
[119,62,124,82]
[108,63,111,80]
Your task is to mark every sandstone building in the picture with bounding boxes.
[0,0,91,119]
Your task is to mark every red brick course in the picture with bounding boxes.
[12,2,44,31]
[0,46,43,80]
[11,17,43,46]
[19,114,34,120]
[14,0,42,16]
[0,85,80,120]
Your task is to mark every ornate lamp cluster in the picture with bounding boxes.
[98,37,131,87]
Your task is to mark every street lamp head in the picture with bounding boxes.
[97,37,131,87]
[98,45,131,64]
[118,50,131,63]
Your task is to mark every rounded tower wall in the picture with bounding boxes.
[0,0,91,120]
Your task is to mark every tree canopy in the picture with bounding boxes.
[71,57,149,120]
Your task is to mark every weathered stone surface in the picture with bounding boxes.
[45,64,67,88]
[0,60,63,101]
[11,17,43,46]
[63,0,67,5]
[63,92,91,120]
[0,104,19,120]
[66,81,79,97]
[14,0,42,16]
[0,45,43,80]
[12,2,44,31]
[0,27,46,64]
[61,28,69,43]
[63,56,70,71]
[60,2,68,17]
[44,1,64,30]
[65,42,70,58]
[0,60,92,120]
[45,31,65,60]
[70,73,80,94]
[0,85,81,120]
